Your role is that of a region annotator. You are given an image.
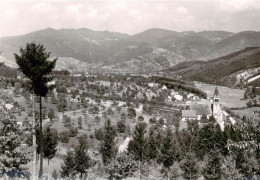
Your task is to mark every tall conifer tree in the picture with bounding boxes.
[0,119,29,178]
[60,150,76,179]
[203,151,222,180]
[14,42,57,177]
[181,152,198,180]
[128,122,147,180]
[74,136,91,179]
[100,119,117,165]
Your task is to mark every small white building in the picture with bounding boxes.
[161,85,167,90]
[174,94,183,101]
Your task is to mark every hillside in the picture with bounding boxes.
[0,28,152,65]
[196,31,234,42]
[166,47,260,87]
[207,31,260,59]
[0,28,260,72]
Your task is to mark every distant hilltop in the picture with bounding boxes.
[0,28,259,72]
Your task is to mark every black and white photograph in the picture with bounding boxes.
[0,0,260,179]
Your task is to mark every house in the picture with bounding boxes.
[161,85,167,90]
[182,110,196,121]
[148,82,158,88]
[174,94,183,101]
[190,103,212,120]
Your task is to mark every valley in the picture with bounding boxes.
[0,29,260,180]
[1,63,260,179]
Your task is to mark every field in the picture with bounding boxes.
[194,82,246,108]
[195,82,260,121]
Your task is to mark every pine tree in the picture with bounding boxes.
[203,151,222,180]
[235,150,258,177]
[48,108,55,121]
[106,152,138,180]
[181,152,198,180]
[74,136,91,179]
[128,122,147,179]
[171,162,183,180]
[14,42,57,177]
[159,129,176,180]
[43,126,58,179]
[197,124,215,158]
[146,129,158,161]
[52,169,59,180]
[43,126,58,163]
[0,119,30,177]
[100,119,117,165]
[221,155,241,180]
[234,149,249,176]
[60,150,76,179]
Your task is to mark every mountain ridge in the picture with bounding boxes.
[1,28,260,72]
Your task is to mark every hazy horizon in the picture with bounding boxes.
[2,26,260,38]
[1,0,260,37]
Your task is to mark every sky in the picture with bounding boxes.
[0,0,260,37]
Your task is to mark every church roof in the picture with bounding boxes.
[214,86,220,97]
[182,110,196,117]
[190,103,212,115]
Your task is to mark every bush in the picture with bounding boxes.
[94,128,104,141]
[138,116,144,122]
[117,120,126,133]
[246,101,253,108]
[69,127,78,137]
[158,118,164,126]
[59,131,69,143]
[127,107,136,119]
[149,117,157,124]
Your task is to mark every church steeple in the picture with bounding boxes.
[213,86,219,97]
[212,86,223,127]
[213,86,220,103]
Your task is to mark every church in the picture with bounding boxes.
[182,87,228,130]
[212,87,223,120]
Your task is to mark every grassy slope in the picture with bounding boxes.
[167,47,260,86]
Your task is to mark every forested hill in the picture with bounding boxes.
[166,47,260,87]
[1,28,260,72]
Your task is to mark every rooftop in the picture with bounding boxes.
[182,110,196,117]
[190,103,212,115]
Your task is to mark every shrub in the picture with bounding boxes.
[59,131,69,143]
[69,127,78,137]
[94,128,104,141]
[149,117,157,124]
[138,116,144,122]
[158,118,164,126]
[117,120,126,133]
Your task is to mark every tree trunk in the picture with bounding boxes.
[39,96,43,178]
[139,160,141,180]
[47,158,49,180]
[32,94,37,180]
[168,168,170,180]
